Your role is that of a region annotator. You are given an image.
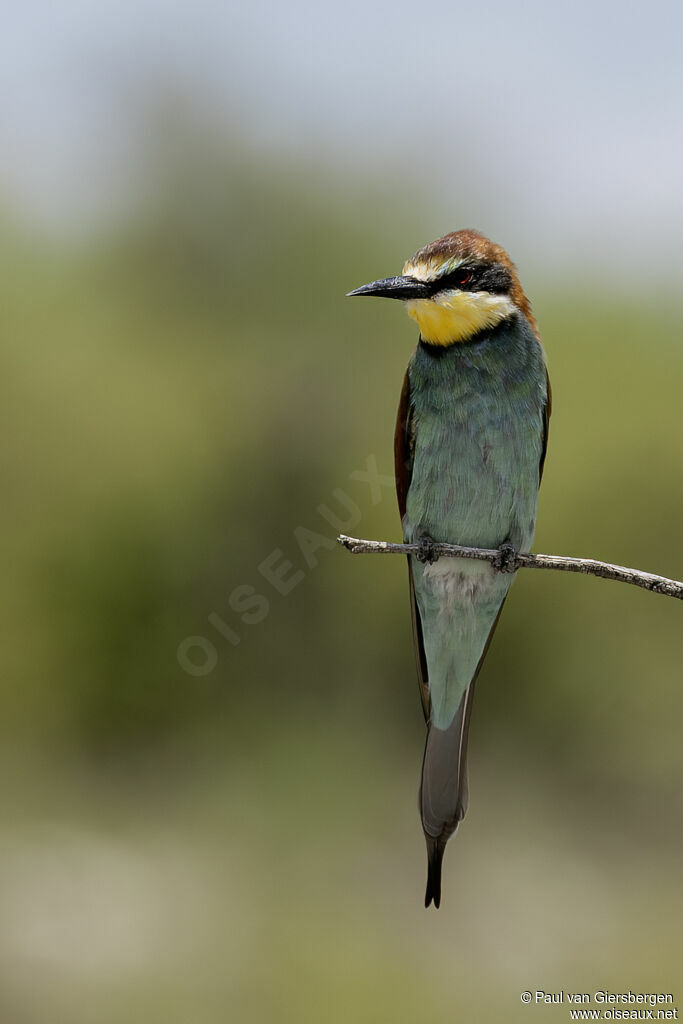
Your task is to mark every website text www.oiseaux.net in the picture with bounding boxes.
[519,990,677,1020]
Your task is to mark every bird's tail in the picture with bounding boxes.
[421,681,476,909]
[424,836,446,909]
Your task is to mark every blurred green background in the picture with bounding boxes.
[1,3,682,1022]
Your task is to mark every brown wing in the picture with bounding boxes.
[394,368,413,522]
[394,366,431,721]
[539,366,552,483]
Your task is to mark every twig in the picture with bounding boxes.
[337,534,683,601]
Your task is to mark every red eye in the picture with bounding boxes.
[459,272,472,286]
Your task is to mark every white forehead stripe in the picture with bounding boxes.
[402,256,467,282]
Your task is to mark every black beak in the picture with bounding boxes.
[346,275,431,300]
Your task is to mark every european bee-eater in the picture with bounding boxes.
[348,230,550,908]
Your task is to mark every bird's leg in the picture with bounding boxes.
[493,540,519,573]
[416,535,439,564]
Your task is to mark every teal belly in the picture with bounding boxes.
[404,318,547,727]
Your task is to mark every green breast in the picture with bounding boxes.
[404,314,548,728]
[405,314,547,552]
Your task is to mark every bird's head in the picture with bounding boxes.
[347,229,537,346]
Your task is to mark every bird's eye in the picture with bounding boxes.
[433,268,475,294]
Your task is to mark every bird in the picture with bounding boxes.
[347,229,550,908]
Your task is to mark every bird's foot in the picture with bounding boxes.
[492,540,519,573]
[416,535,439,564]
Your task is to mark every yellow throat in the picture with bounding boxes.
[404,290,516,346]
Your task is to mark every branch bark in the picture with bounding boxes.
[337,534,683,601]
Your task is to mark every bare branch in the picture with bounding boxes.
[337,534,683,601]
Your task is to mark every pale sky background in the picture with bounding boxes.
[1,0,682,279]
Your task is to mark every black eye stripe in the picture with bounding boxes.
[429,268,474,293]
[429,263,512,296]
